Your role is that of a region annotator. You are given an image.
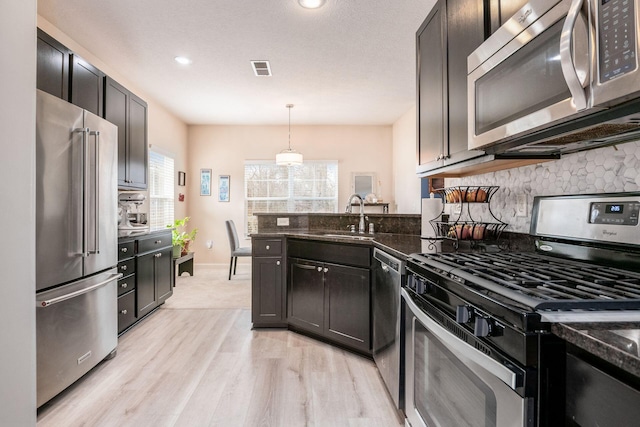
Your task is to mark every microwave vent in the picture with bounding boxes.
[504,122,640,154]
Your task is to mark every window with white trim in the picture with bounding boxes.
[244,160,339,234]
[149,150,175,229]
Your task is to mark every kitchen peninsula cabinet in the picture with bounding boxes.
[416,0,486,175]
[105,77,148,190]
[251,238,286,327]
[288,239,371,354]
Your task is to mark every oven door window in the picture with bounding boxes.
[415,321,497,426]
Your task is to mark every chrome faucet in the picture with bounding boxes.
[346,193,366,233]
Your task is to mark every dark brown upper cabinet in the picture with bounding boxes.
[70,54,104,117]
[105,77,148,190]
[416,0,487,175]
[37,29,70,101]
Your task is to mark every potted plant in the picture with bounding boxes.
[168,217,198,257]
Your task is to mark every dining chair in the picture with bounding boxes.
[225,220,251,280]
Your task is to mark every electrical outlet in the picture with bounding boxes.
[206,240,213,249]
[516,195,527,217]
[454,203,462,215]
[277,217,290,226]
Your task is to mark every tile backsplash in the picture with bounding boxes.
[445,140,640,233]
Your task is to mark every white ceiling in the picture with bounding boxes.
[38,0,436,125]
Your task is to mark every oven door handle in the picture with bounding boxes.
[402,288,518,390]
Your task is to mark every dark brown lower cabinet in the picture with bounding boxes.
[287,239,371,354]
[137,245,172,318]
[251,237,286,327]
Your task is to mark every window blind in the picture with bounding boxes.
[149,150,175,230]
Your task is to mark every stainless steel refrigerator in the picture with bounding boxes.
[35,89,121,407]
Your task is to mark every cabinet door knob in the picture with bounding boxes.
[323,267,328,273]
[155,253,162,258]
[121,247,128,253]
[155,240,162,244]
[120,265,127,271]
[120,309,128,315]
[317,266,322,272]
[265,245,270,250]
[121,283,128,288]
[276,260,280,266]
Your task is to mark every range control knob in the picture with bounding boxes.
[456,305,473,324]
[474,317,492,337]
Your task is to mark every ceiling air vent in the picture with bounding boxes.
[251,60,272,77]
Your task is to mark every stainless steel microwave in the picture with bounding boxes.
[468,0,640,154]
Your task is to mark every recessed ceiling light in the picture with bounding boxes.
[298,0,326,9]
[174,56,192,65]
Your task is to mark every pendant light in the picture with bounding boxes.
[276,104,303,166]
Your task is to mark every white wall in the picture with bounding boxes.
[0,1,37,425]
[392,106,421,213]
[187,124,393,264]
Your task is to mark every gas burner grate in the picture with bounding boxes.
[413,252,640,311]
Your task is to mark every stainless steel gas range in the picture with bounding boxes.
[403,192,640,427]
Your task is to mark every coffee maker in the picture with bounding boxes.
[118,193,148,230]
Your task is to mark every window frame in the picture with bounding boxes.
[244,160,339,235]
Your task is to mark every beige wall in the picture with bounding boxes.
[392,106,421,213]
[36,17,189,219]
[187,125,393,264]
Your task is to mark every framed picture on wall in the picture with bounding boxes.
[219,175,230,202]
[200,169,212,196]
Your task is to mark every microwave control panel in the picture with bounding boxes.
[589,201,640,225]
[599,0,637,82]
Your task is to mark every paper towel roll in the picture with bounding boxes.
[421,197,443,239]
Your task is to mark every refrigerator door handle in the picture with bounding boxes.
[89,130,100,254]
[75,127,90,257]
[36,273,123,308]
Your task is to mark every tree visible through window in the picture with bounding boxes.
[244,161,338,234]
[149,150,175,229]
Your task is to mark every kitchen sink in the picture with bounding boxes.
[322,233,375,241]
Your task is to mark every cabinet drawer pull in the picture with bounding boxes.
[121,247,128,253]
[120,309,128,315]
[276,260,280,266]
[155,240,162,244]
[121,283,128,288]
[297,264,317,270]
[155,253,162,258]
[120,265,127,271]
[265,245,270,250]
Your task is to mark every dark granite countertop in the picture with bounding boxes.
[552,322,640,379]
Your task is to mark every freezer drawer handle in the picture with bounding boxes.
[36,273,123,308]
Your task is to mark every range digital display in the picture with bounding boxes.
[606,204,624,214]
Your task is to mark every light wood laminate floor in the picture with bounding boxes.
[36,265,403,427]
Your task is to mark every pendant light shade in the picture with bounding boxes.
[276,104,303,166]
